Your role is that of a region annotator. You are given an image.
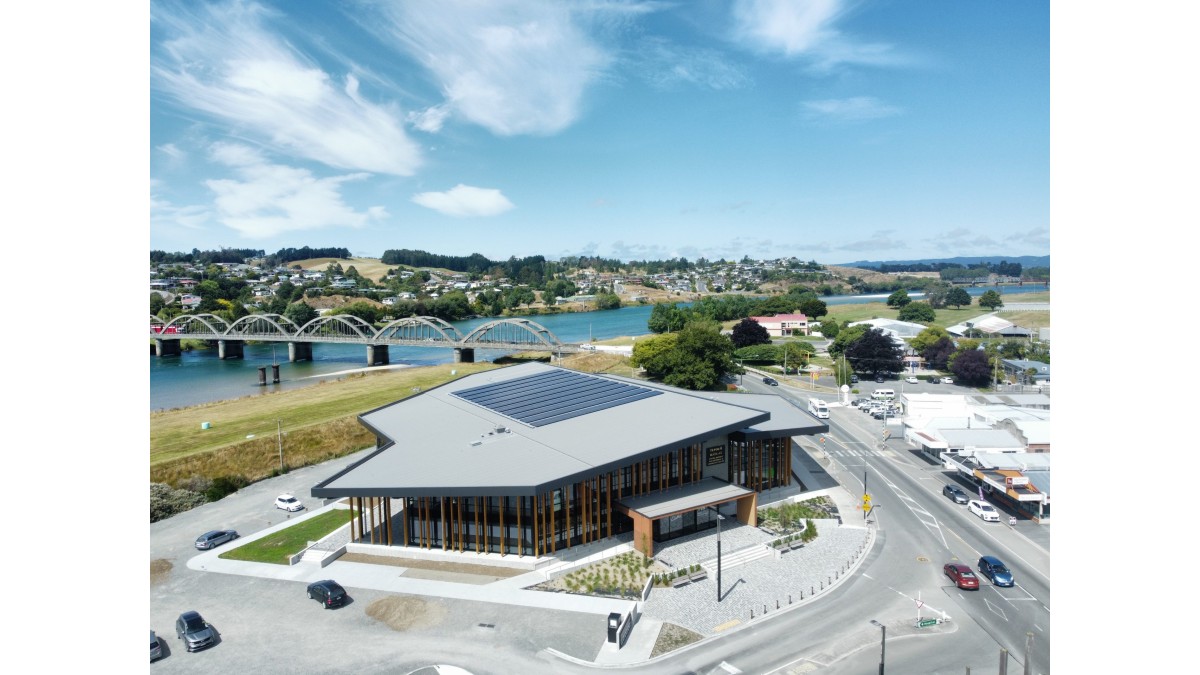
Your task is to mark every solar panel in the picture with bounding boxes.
[451,369,662,427]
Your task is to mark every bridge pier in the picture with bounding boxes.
[367,344,390,366]
[154,339,181,357]
[288,342,313,362]
[218,339,244,359]
[453,347,475,364]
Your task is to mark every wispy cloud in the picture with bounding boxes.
[365,0,613,136]
[204,142,387,238]
[151,181,212,231]
[157,143,187,161]
[636,38,750,90]
[838,230,909,252]
[729,0,907,71]
[1008,226,1050,249]
[151,0,421,175]
[407,104,451,133]
[411,184,515,217]
[802,96,900,121]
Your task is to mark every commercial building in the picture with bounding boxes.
[748,313,810,337]
[311,363,827,559]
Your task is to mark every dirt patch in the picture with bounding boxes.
[365,595,448,632]
[339,552,525,579]
[650,622,704,657]
[150,558,173,585]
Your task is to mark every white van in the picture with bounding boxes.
[808,398,829,419]
[871,389,896,401]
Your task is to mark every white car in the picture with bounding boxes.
[968,500,1000,522]
[940,377,955,384]
[905,376,919,384]
[275,494,304,512]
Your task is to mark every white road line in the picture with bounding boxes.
[985,598,1009,621]
[718,661,743,674]
[1035,624,1044,632]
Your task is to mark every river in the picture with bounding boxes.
[150,284,1047,410]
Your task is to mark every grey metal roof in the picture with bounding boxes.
[451,368,662,427]
[312,363,771,499]
[938,428,1026,450]
[616,478,753,520]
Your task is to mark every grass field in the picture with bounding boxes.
[219,508,358,564]
[823,291,1050,331]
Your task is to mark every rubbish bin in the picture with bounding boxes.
[607,612,622,643]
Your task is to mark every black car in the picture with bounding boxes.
[762,376,778,386]
[175,611,215,652]
[307,580,347,609]
[194,529,239,550]
[942,484,970,504]
[874,374,885,383]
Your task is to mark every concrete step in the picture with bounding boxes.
[699,543,771,573]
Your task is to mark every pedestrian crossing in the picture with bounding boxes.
[825,447,892,458]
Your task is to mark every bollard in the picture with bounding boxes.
[811,586,814,595]
[820,580,824,590]
[751,609,754,619]
[776,599,780,610]
[828,576,831,585]
[789,594,792,605]
[763,604,767,614]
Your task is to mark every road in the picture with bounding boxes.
[744,376,1051,673]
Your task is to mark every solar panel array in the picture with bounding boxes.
[451,368,662,427]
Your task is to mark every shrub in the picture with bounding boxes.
[150,483,206,522]
[176,474,212,494]
[204,474,249,502]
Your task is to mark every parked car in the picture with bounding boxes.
[850,374,859,384]
[968,500,1000,522]
[978,555,1015,587]
[941,377,955,384]
[194,529,239,550]
[942,484,970,504]
[175,611,215,652]
[151,630,163,662]
[874,375,885,383]
[307,580,348,609]
[762,376,778,386]
[943,563,980,590]
[275,494,304,512]
[905,376,919,384]
[851,398,871,408]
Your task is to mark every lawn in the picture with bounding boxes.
[823,291,1050,331]
[219,508,358,565]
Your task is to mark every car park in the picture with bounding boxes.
[194,529,239,550]
[175,611,215,652]
[275,494,304,512]
[307,580,348,609]
[943,563,980,590]
[905,376,919,384]
[968,500,1000,522]
[942,484,970,504]
[151,630,162,662]
[762,376,778,386]
[978,555,1015,587]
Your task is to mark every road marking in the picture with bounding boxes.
[713,619,741,632]
[718,661,743,674]
[985,598,1009,621]
[1035,624,1044,632]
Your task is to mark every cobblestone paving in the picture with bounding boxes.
[642,520,872,636]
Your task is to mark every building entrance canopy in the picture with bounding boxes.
[616,477,753,521]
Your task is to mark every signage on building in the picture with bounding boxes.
[1005,476,1029,488]
[705,445,726,466]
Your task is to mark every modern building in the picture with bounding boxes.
[311,363,827,559]
[748,313,810,337]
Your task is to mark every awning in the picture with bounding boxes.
[616,477,753,520]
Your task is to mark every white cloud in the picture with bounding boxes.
[838,230,909,252]
[157,143,186,160]
[729,0,906,70]
[802,96,900,121]
[407,104,451,133]
[151,0,421,175]
[367,0,613,136]
[411,184,515,217]
[637,38,749,90]
[204,142,388,238]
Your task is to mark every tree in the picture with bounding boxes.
[818,320,840,339]
[945,287,972,308]
[733,344,779,363]
[886,289,912,308]
[647,302,688,333]
[978,290,1003,310]
[845,327,903,376]
[924,281,953,309]
[593,292,622,310]
[950,348,992,386]
[731,318,771,349]
[630,333,679,376]
[329,301,381,325]
[922,337,956,371]
[284,301,318,327]
[633,321,736,390]
[798,298,828,320]
[897,302,936,323]
[909,326,950,354]
[828,324,868,360]
[150,293,165,314]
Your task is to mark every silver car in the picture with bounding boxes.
[175,611,215,652]
[194,529,238,550]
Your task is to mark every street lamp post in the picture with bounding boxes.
[708,505,724,601]
[870,619,886,674]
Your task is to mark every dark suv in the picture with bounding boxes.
[307,580,347,609]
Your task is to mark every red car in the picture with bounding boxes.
[944,562,980,590]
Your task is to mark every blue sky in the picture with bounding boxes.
[149,0,1049,263]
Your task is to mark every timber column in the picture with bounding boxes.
[453,348,475,363]
[218,339,244,359]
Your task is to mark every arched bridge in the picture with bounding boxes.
[150,314,586,364]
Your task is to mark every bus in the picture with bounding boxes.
[808,398,829,419]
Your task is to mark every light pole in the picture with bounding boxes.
[870,619,886,674]
[276,419,284,473]
[708,505,724,601]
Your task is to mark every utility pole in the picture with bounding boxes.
[277,419,284,473]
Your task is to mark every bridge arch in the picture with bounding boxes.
[375,316,464,343]
[226,314,301,337]
[461,318,563,348]
[159,313,230,336]
[294,314,378,342]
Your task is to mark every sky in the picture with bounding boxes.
[149,0,1049,264]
